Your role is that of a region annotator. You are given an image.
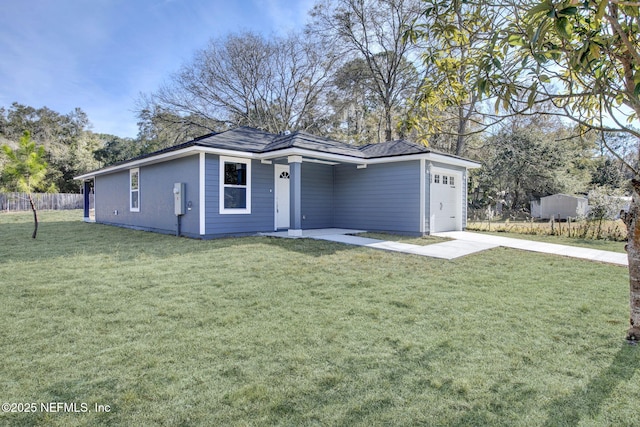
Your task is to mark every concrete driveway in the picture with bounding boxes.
[433,231,628,266]
[262,228,628,266]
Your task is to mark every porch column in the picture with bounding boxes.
[83,180,91,222]
[288,156,303,237]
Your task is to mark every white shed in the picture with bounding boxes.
[532,194,588,220]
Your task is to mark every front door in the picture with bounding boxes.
[275,164,290,229]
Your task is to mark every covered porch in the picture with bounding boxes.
[263,153,427,237]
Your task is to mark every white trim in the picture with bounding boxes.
[287,155,303,163]
[199,153,206,235]
[420,159,425,234]
[129,168,140,212]
[75,143,480,181]
[430,167,463,232]
[274,164,290,230]
[219,156,251,215]
[303,158,339,166]
[75,146,260,180]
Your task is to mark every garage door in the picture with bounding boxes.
[430,169,461,232]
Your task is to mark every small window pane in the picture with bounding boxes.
[434,174,440,184]
[225,162,247,185]
[450,176,455,186]
[443,176,448,185]
[131,171,139,190]
[224,187,247,209]
[131,191,139,209]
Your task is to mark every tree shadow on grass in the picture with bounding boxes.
[543,344,640,426]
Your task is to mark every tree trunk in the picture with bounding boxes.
[28,193,39,239]
[622,179,640,341]
[384,102,393,142]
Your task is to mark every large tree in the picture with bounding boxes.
[404,0,510,155]
[416,0,640,341]
[141,31,336,136]
[499,0,640,343]
[473,115,594,211]
[309,0,424,142]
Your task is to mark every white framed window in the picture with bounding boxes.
[434,174,440,184]
[130,168,140,212]
[219,156,251,214]
[443,175,448,185]
[450,176,455,187]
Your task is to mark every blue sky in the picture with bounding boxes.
[0,0,314,138]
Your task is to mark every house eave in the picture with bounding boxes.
[75,140,481,182]
[74,146,262,181]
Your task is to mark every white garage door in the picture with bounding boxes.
[430,169,462,232]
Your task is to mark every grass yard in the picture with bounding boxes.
[1,211,638,426]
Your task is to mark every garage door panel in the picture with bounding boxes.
[431,170,461,232]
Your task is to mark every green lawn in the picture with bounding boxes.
[1,211,638,426]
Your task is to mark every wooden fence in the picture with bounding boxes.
[0,193,88,212]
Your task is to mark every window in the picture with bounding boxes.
[450,176,455,186]
[443,176,448,185]
[434,174,440,184]
[130,168,140,212]
[220,156,251,214]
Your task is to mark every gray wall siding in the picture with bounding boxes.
[204,155,274,236]
[95,155,200,235]
[334,161,421,233]
[301,162,334,229]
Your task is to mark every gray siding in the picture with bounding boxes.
[334,161,421,233]
[95,155,200,236]
[301,162,334,229]
[204,155,274,236]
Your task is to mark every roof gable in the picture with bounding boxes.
[263,131,365,158]
[360,139,429,158]
[195,127,275,152]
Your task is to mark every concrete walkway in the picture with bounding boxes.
[311,233,499,260]
[262,228,628,266]
[262,229,498,260]
[434,231,628,266]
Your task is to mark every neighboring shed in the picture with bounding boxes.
[531,194,588,220]
[75,127,480,238]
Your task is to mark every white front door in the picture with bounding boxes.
[431,169,461,232]
[275,164,290,229]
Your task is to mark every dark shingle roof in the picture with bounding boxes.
[263,131,365,158]
[82,127,472,178]
[359,139,430,158]
[187,127,433,159]
[195,126,275,152]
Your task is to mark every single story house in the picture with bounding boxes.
[530,193,588,220]
[75,127,480,238]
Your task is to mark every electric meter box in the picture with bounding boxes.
[173,183,185,216]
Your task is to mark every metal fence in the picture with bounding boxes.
[0,193,87,211]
